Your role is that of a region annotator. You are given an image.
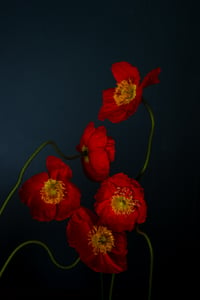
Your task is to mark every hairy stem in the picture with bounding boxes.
[136,225,154,300]
[0,240,80,278]
[109,273,115,300]
[135,98,155,181]
[0,140,81,216]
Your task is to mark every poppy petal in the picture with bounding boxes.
[141,67,161,88]
[46,156,72,180]
[88,126,107,149]
[76,122,96,151]
[19,172,48,206]
[112,61,140,84]
[28,195,56,221]
[55,182,81,220]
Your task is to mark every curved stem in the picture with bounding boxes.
[109,273,115,300]
[0,140,81,216]
[135,98,155,181]
[136,225,153,300]
[0,240,80,278]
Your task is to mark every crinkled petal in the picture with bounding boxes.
[46,156,72,180]
[141,67,161,89]
[66,207,97,250]
[55,182,81,220]
[88,126,107,149]
[98,88,139,123]
[105,136,115,161]
[25,191,56,221]
[19,172,48,206]
[88,150,110,178]
[112,61,140,84]
[76,122,96,152]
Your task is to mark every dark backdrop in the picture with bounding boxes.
[0,1,199,299]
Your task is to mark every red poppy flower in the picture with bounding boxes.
[19,156,81,221]
[76,121,115,182]
[94,173,147,232]
[98,61,161,123]
[66,206,127,273]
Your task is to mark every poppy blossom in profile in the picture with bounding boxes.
[66,206,128,273]
[76,121,115,182]
[19,156,81,221]
[94,173,147,232]
[98,61,161,123]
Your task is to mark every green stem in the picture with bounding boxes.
[135,98,155,181]
[109,273,115,300]
[0,240,80,278]
[136,225,153,300]
[0,140,81,216]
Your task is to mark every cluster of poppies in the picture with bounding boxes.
[19,61,161,274]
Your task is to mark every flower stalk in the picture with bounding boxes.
[136,225,154,300]
[135,98,155,181]
[0,240,80,278]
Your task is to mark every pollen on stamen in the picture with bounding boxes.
[40,178,66,205]
[88,225,115,255]
[114,79,137,106]
[111,186,138,215]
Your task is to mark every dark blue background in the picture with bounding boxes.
[0,0,199,299]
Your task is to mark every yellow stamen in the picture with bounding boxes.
[111,186,139,215]
[40,178,65,204]
[114,79,137,106]
[82,145,89,163]
[88,225,115,255]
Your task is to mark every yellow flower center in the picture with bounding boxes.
[82,145,89,163]
[88,225,115,255]
[111,186,138,215]
[114,79,137,106]
[40,179,65,204]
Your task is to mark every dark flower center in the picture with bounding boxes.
[88,225,115,255]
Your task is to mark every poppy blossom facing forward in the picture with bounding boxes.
[76,121,115,182]
[19,156,81,221]
[94,173,147,232]
[66,206,127,273]
[98,61,161,123]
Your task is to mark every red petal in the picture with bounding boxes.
[98,105,129,123]
[77,122,96,150]
[98,89,133,123]
[89,150,110,176]
[105,137,115,161]
[88,126,107,149]
[95,200,135,232]
[66,207,96,250]
[137,200,147,224]
[141,67,161,88]
[109,173,131,187]
[46,156,72,180]
[111,61,140,84]
[28,196,56,221]
[55,182,81,220]
[19,172,48,206]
